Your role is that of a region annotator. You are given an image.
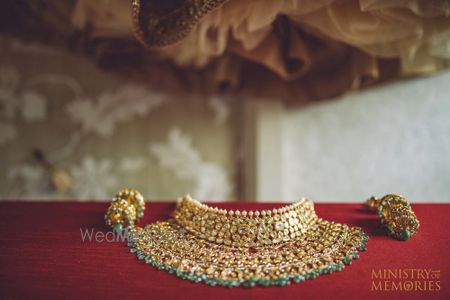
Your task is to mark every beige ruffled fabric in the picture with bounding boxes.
[70,0,450,88]
[293,0,450,75]
[158,0,449,76]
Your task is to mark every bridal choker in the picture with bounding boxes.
[105,189,368,287]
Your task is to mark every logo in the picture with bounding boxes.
[79,227,187,243]
[371,268,441,292]
[80,227,137,243]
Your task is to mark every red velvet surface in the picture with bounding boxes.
[0,202,449,300]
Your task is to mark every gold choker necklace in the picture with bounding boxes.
[174,195,317,248]
[106,189,368,287]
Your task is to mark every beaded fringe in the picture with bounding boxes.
[126,229,368,288]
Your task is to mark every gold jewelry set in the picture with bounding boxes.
[366,194,420,241]
[113,0,423,288]
[105,189,418,287]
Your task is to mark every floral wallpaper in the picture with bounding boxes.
[0,37,236,201]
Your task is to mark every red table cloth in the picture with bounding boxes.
[0,202,449,300]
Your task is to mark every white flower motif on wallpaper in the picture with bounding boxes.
[67,84,165,137]
[8,165,51,199]
[150,127,231,200]
[208,95,231,125]
[0,65,232,200]
[69,156,148,200]
[0,40,235,201]
[0,66,48,145]
[8,156,147,200]
[69,156,119,200]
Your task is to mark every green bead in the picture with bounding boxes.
[259,279,270,286]
[113,223,123,232]
[243,280,254,287]
[343,257,351,265]
[399,229,412,241]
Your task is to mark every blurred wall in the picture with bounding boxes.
[283,71,450,202]
[1,36,449,203]
[0,37,236,201]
